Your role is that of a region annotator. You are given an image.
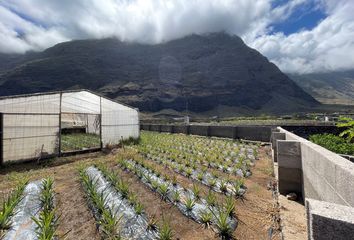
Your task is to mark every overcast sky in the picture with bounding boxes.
[0,0,353,74]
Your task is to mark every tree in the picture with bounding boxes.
[337,117,354,142]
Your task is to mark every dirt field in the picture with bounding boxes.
[0,142,281,239]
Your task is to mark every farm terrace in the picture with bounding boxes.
[0,131,280,239]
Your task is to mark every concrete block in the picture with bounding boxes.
[303,174,321,200]
[278,167,302,183]
[271,132,286,149]
[279,180,303,195]
[334,166,354,207]
[271,132,286,162]
[277,140,301,169]
[189,125,209,136]
[278,167,302,194]
[237,126,272,142]
[306,198,354,240]
[173,125,188,134]
[160,125,173,133]
[209,126,234,138]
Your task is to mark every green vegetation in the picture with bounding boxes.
[32,178,59,240]
[159,218,173,240]
[79,169,122,239]
[61,133,100,152]
[310,134,354,155]
[185,196,195,212]
[212,208,233,239]
[199,210,213,228]
[0,180,27,235]
[337,117,354,142]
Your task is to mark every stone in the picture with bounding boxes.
[287,192,297,201]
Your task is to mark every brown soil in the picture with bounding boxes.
[0,153,102,240]
[107,160,218,240]
[118,146,281,240]
[0,145,281,240]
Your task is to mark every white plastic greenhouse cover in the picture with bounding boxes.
[0,90,139,163]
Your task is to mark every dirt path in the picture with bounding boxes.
[54,165,100,240]
[273,162,307,239]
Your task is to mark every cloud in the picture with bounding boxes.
[250,0,354,73]
[0,0,353,73]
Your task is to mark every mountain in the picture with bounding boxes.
[290,70,354,105]
[0,32,318,115]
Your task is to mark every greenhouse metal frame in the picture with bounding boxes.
[0,89,139,164]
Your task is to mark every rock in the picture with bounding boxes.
[286,192,297,201]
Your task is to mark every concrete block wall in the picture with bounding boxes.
[141,124,273,142]
[276,140,303,196]
[237,126,273,142]
[306,199,354,240]
[189,125,209,136]
[275,127,354,239]
[209,126,235,138]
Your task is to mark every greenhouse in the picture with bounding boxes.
[0,90,139,164]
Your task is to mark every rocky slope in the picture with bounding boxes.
[291,71,354,105]
[0,32,318,115]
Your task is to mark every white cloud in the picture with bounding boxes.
[250,0,354,73]
[0,0,353,73]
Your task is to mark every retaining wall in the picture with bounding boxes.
[140,124,273,142]
[272,127,354,239]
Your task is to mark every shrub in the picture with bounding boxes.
[337,117,354,142]
[309,133,354,155]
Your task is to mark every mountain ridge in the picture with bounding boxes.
[0,32,318,115]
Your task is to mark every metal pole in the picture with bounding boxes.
[100,96,103,149]
[0,113,3,165]
[58,92,62,157]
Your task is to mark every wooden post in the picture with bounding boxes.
[58,92,62,157]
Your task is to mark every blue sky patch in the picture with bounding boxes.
[271,1,327,35]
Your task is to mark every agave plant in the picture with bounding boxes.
[224,196,236,217]
[208,178,217,188]
[171,175,178,186]
[185,168,193,178]
[172,190,180,203]
[0,181,27,230]
[211,207,233,239]
[185,196,195,212]
[146,215,158,231]
[134,202,144,215]
[192,184,201,200]
[128,193,138,206]
[99,208,123,240]
[159,218,173,240]
[197,172,204,181]
[158,183,170,200]
[206,190,217,207]
[32,209,59,240]
[32,178,59,240]
[219,180,228,193]
[232,178,245,196]
[151,180,159,191]
[199,210,212,228]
